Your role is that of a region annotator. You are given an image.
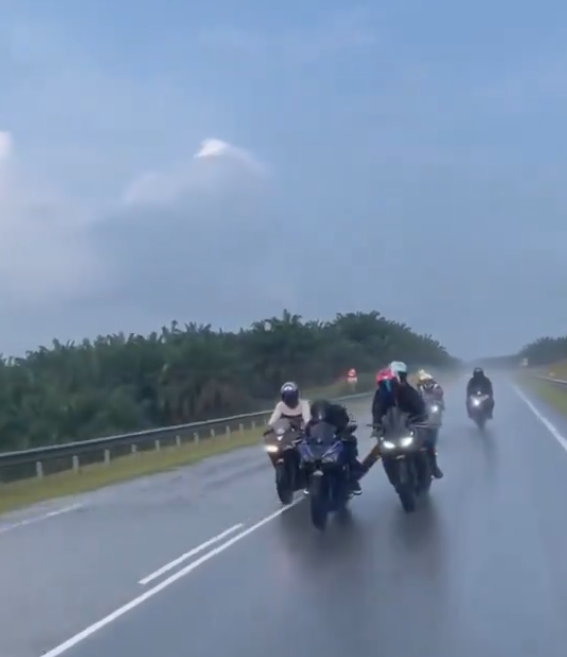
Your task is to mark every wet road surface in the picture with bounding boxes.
[6,377,567,657]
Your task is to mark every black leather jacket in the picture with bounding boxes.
[372,383,427,426]
[466,375,493,397]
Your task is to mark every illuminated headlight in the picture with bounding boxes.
[399,436,414,448]
[265,444,279,453]
[381,440,396,450]
[430,405,439,413]
[472,398,481,407]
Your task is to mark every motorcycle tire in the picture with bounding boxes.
[398,485,417,513]
[275,461,294,506]
[309,471,329,530]
[396,459,417,512]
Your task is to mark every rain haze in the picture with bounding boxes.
[0,0,565,358]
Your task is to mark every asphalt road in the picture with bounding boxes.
[4,377,567,657]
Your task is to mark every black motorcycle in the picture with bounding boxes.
[263,419,304,505]
[370,408,433,513]
[468,391,491,430]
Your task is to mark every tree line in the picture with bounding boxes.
[0,310,455,452]
[518,334,567,366]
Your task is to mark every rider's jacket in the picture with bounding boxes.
[372,383,427,426]
[268,399,311,427]
[418,380,444,399]
[466,375,493,397]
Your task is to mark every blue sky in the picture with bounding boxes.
[0,0,566,358]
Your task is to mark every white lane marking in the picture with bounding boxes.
[42,499,302,657]
[513,384,567,453]
[139,523,244,585]
[0,503,83,536]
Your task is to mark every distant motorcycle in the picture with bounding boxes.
[468,391,491,430]
[299,421,356,530]
[371,407,433,513]
[263,419,304,505]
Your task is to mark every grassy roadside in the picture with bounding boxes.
[0,426,264,515]
[518,373,567,418]
[0,385,374,515]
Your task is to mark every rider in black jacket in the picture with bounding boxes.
[305,399,363,495]
[466,367,494,418]
[372,365,443,479]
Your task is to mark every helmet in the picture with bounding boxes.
[473,367,484,378]
[280,381,299,408]
[310,399,332,422]
[389,361,408,384]
[417,369,432,382]
[376,367,392,385]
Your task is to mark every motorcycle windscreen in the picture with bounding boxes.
[307,421,339,459]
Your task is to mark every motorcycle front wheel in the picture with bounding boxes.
[309,471,329,530]
[275,461,294,506]
[396,459,417,513]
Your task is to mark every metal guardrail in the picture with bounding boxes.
[535,375,567,386]
[0,391,374,483]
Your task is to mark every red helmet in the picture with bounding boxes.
[375,367,393,385]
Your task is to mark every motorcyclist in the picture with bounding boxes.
[416,369,445,408]
[266,381,311,429]
[372,361,443,479]
[304,398,363,495]
[466,367,494,418]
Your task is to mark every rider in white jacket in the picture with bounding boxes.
[267,381,311,427]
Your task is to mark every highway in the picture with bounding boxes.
[3,375,567,657]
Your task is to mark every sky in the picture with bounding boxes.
[0,0,566,358]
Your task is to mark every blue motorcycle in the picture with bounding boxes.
[299,421,354,530]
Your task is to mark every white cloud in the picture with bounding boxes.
[122,137,268,207]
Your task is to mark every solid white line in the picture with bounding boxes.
[41,499,302,657]
[139,523,244,585]
[0,503,83,536]
[513,384,567,453]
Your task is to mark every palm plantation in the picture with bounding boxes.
[0,310,454,452]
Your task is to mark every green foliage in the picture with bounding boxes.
[519,334,567,366]
[0,310,453,452]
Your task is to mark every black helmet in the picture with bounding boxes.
[473,367,484,378]
[280,381,299,408]
[310,399,332,422]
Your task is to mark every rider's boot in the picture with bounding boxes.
[428,447,444,479]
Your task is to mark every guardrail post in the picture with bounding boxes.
[210,428,216,439]
[36,461,44,479]
[239,423,244,435]
[72,455,80,473]
[175,435,181,447]
[104,449,110,465]
[193,432,200,445]
[154,439,161,452]
[251,420,256,430]
[225,426,231,440]
[131,444,138,455]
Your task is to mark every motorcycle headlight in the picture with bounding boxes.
[472,398,481,406]
[381,440,396,450]
[265,444,279,453]
[399,436,414,448]
[430,405,439,413]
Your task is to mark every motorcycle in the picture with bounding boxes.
[298,421,355,530]
[424,395,443,432]
[370,407,433,513]
[263,419,304,505]
[468,391,491,430]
